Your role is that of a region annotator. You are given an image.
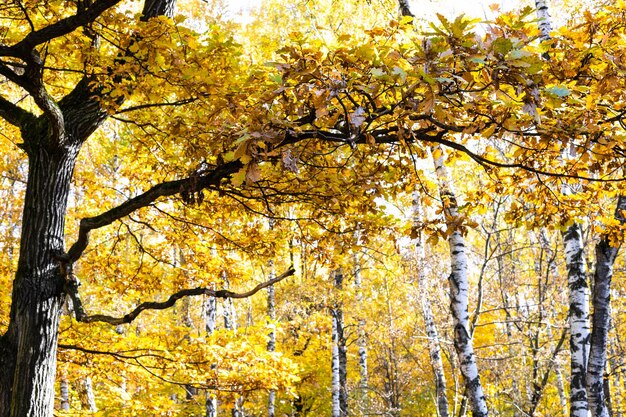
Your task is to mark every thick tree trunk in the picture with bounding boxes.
[412,192,449,417]
[0,1,176,414]
[331,269,348,417]
[562,223,591,417]
[0,145,79,417]
[432,146,488,417]
[587,196,626,417]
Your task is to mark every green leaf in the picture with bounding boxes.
[546,85,570,97]
[269,73,282,84]
[371,67,385,77]
[492,38,513,55]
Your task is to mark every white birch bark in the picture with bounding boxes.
[608,331,622,417]
[267,259,276,417]
[431,146,488,417]
[530,0,591,413]
[205,289,218,417]
[562,223,591,417]
[412,191,450,417]
[221,274,244,416]
[60,375,70,411]
[331,307,341,417]
[223,273,237,332]
[354,253,369,413]
[331,269,348,417]
[587,195,626,417]
[397,0,413,17]
[205,393,217,417]
[77,377,97,412]
[535,0,553,41]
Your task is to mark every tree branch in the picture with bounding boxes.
[67,266,295,325]
[65,159,243,262]
[0,93,35,128]
[0,0,125,58]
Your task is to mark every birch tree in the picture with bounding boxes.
[331,269,348,417]
[412,191,449,417]
[587,196,626,417]
[432,146,489,417]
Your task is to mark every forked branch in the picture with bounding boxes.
[66,266,295,325]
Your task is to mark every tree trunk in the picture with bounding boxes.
[77,377,97,412]
[0,1,176,414]
[0,145,79,417]
[534,0,553,41]
[354,253,369,414]
[60,375,70,411]
[412,192,450,417]
[587,196,626,417]
[331,269,348,417]
[267,260,277,417]
[205,290,218,417]
[431,146,488,417]
[562,223,591,417]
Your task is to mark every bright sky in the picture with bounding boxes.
[228,0,525,22]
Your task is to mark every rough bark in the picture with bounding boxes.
[412,192,449,417]
[587,195,626,417]
[432,146,488,417]
[0,1,176,415]
[0,145,79,417]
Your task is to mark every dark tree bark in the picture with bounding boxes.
[0,1,176,415]
[0,144,79,416]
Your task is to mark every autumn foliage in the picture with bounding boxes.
[2,0,626,415]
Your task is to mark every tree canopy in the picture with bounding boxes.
[1,0,626,415]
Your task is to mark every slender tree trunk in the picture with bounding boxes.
[267,260,277,417]
[535,0,553,40]
[547,319,569,417]
[331,269,348,417]
[587,196,626,417]
[562,223,591,417]
[205,290,218,417]
[77,377,97,412]
[223,273,237,332]
[431,146,488,417]
[608,329,623,417]
[413,192,450,417]
[221,277,244,416]
[354,253,370,414]
[60,375,70,411]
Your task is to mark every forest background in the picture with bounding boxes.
[1,0,625,416]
